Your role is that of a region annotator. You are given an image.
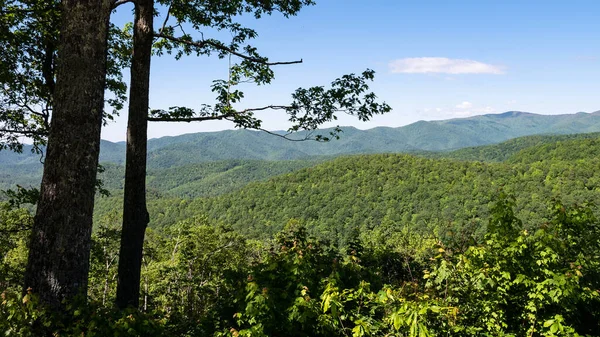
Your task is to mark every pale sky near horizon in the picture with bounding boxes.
[102,0,600,142]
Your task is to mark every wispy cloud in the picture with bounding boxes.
[389,57,504,74]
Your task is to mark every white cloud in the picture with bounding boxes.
[389,57,504,74]
[455,101,473,109]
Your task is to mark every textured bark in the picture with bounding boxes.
[116,0,153,309]
[23,0,113,308]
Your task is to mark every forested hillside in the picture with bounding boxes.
[431,132,600,162]
[97,159,325,198]
[2,113,600,195]
[9,132,597,336]
[89,134,600,250]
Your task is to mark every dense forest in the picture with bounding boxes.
[90,133,600,240]
[2,132,600,336]
[2,0,600,335]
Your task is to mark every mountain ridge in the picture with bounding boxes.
[2,110,600,169]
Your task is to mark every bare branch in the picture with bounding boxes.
[159,4,173,34]
[14,101,47,119]
[154,33,303,66]
[112,0,133,9]
[252,127,311,142]
[241,105,291,112]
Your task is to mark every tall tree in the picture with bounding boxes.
[115,0,391,308]
[2,0,131,307]
[23,0,113,307]
[116,0,153,309]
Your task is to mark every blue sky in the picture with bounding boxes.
[104,0,600,141]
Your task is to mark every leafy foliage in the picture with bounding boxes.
[0,0,130,153]
[0,203,31,291]
[2,196,600,336]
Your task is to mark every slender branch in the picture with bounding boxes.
[154,33,303,66]
[14,100,47,119]
[254,127,311,142]
[147,114,230,122]
[147,105,290,122]
[112,0,133,9]
[148,104,337,142]
[241,105,291,112]
[159,4,173,34]
[148,112,311,141]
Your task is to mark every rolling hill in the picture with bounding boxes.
[94,133,598,248]
[2,110,600,195]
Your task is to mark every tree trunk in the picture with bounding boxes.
[116,0,153,309]
[23,0,112,309]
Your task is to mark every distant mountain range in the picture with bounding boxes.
[2,110,600,170]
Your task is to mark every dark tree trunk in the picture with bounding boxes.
[116,0,153,309]
[23,0,112,308]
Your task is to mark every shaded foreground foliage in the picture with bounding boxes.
[1,196,599,336]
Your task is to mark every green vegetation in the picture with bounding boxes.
[3,126,600,335]
[92,135,600,249]
[430,132,600,162]
[2,197,599,336]
[3,130,600,200]
[2,111,600,174]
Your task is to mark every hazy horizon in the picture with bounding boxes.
[100,109,599,143]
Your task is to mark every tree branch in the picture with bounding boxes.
[250,127,312,142]
[240,105,291,112]
[159,3,173,34]
[112,0,133,9]
[154,33,303,66]
[147,102,341,141]
[147,116,224,122]
[147,105,292,122]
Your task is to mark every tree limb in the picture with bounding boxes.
[112,0,133,9]
[159,3,173,34]
[147,115,230,122]
[147,105,291,122]
[154,33,303,66]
